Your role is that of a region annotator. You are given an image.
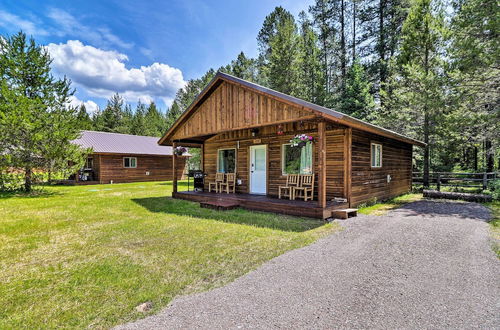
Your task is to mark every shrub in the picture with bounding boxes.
[488,179,500,200]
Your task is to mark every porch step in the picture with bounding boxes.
[200,200,240,211]
[331,208,358,219]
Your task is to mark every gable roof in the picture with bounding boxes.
[159,72,425,147]
[73,131,182,156]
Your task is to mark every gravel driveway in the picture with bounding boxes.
[117,200,500,329]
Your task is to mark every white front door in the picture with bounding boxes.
[249,145,267,195]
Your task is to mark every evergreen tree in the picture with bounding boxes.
[0,32,86,191]
[76,104,93,130]
[101,93,124,132]
[297,11,326,104]
[131,101,147,135]
[449,0,499,171]
[229,52,259,82]
[380,0,448,186]
[144,102,166,136]
[258,7,301,95]
[166,101,182,128]
[339,60,375,119]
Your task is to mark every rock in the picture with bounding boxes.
[136,302,153,313]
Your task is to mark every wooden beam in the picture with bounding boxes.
[318,121,327,208]
[172,142,177,193]
[343,128,352,207]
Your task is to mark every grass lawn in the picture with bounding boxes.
[0,181,339,328]
[485,201,500,258]
[357,193,423,216]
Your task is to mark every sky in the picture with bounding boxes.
[0,0,313,113]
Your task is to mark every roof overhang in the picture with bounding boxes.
[159,72,425,148]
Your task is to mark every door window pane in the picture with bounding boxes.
[254,148,265,171]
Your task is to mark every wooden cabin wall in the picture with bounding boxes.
[202,122,345,200]
[97,154,187,184]
[350,129,413,206]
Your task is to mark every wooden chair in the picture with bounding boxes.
[208,173,225,192]
[219,173,236,194]
[278,174,300,200]
[293,174,315,201]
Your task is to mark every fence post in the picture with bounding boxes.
[482,172,488,191]
[436,173,441,191]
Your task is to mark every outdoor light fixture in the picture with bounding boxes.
[251,128,259,137]
[277,124,284,135]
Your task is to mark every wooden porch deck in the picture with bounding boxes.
[173,191,349,219]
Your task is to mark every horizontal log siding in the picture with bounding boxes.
[350,129,413,206]
[98,154,186,183]
[202,122,345,201]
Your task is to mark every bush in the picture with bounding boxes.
[488,179,500,200]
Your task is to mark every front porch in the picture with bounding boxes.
[173,190,349,219]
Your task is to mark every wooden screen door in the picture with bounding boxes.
[249,145,267,194]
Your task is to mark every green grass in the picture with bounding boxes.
[485,200,500,258]
[0,181,339,328]
[357,193,423,216]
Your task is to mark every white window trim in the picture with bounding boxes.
[217,148,237,173]
[123,157,137,168]
[281,143,313,175]
[371,143,383,168]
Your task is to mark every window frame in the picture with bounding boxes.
[370,142,383,169]
[84,157,93,170]
[123,157,137,168]
[216,148,237,173]
[281,143,313,176]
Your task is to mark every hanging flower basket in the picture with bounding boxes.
[290,134,313,148]
[174,146,187,156]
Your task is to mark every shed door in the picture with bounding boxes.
[249,145,267,195]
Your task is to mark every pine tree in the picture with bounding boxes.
[166,101,182,128]
[131,101,147,135]
[297,11,326,105]
[381,0,448,187]
[339,60,375,119]
[450,0,499,171]
[258,7,300,95]
[0,32,87,191]
[229,52,259,81]
[76,104,93,130]
[101,93,124,132]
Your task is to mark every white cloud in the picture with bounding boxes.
[47,8,133,49]
[68,95,99,114]
[0,10,48,36]
[47,40,186,105]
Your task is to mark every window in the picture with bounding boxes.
[217,149,236,173]
[282,143,313,175]
[84,157,93,169]
[371,143,382,168]
[123,157,137,168]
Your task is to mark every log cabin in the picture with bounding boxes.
[158,72,425,219]
[72,130,188,184]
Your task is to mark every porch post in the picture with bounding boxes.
[172,141,177,194]
[343,128,352,207]
[318,121,327,208]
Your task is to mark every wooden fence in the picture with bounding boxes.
[412,172,498,191]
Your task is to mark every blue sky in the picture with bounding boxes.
[0,0,313,112]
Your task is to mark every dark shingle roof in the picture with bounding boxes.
[73,131,176,156]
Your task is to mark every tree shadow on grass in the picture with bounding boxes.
[132,196,325,233]
[0,188,61,200]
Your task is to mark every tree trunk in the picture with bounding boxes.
[24,167,32,192]
[352,0,356,62]
[378,0,387,107]
[423,112,430,188]
[485,139,494,172]
[340,0,346,88]
[473,146,478,171]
